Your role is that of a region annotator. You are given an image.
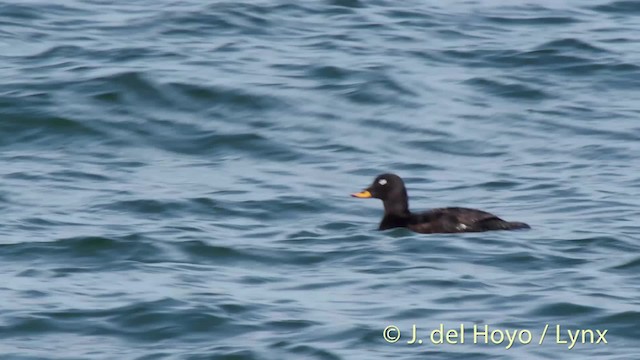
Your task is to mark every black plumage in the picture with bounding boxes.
[352,173,530,234]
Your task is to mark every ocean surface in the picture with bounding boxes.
[1,0,640,359]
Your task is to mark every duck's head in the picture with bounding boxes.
[352,173,410,216]
[351,173,407,201]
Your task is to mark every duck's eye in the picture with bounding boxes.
[378,179,388,186]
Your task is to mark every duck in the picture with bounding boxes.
[351,173,530,234]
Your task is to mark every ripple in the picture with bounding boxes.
[464,77,549,100]
[0,3,43,20]
[595,311,640,340]
[166,82,286,111]
[405,138,508,157]
[536,38,610,53]
[0,235,164,263]
[608,256,640,271]
[488,49,591,68]
[591,1,640,14]
[0,114,105,148]
[530,302,603,317]
[484,16,579,25]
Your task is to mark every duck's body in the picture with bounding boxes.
[352,174,530,234]
[378,206,529,233]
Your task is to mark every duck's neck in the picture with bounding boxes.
[382,190,410,217]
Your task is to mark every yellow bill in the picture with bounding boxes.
[351,190,372,198]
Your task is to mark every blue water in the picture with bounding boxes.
[1,0,640,359]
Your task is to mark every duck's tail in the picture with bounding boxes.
[477,218,531,231]
[506,221,530,230]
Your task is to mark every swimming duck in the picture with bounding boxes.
[352,173,530,233]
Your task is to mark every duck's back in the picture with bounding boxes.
[402,207,529,234]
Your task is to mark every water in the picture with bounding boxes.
[1,0,640,359]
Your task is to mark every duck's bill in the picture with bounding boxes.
[351,190,372,198]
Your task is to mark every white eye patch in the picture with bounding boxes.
[378,179,388,186]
